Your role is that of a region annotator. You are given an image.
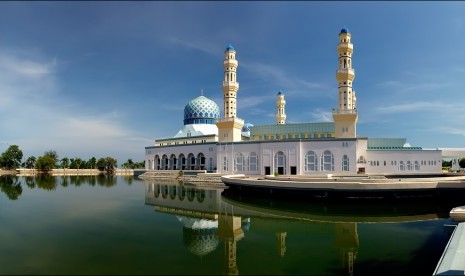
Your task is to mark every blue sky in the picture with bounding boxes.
[0,2,464,164]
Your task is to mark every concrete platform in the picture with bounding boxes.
[434,223,465,275]
[450,207,465,222]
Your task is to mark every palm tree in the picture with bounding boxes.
[60,157,69,169]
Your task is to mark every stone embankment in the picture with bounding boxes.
[139,170,223,184]
[1,169,134,176]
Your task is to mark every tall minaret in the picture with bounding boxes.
[223,44,239,118]
[216,44,245,143]
[333,27,358,138]
[276,90,286,125]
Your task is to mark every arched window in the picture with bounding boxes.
[342,155,350,171]
[178,154,186,170]
[248,152,258,171]
[406,161,412,171]
[399,161,405,171]
[155,155,160,170]
[170,154,176,170]
[321,150,334,171]
[234,152,245,172]
[274,151,286,175]
[305,151,318,172]
[223,156,228,172]
[162,154,169,170]
[414,161,420,171]
[187,153,195,170]
[196,153,205,170]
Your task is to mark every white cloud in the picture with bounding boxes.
[237,95,270,109]
[168,37,221,57]
[240,61,327,94]
[309,109,333,122]
[376,101,460,114]
[0,49,148,163]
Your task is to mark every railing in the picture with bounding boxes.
[222,81,240,88]
[332,109,357,114]
[215,117,244,124]
[336,68,355,75]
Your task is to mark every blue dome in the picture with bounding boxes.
[225,44,235,52]
[277,90,283,95]
[340,27,349,34]
[183,96,220,125]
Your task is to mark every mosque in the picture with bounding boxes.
[145,28,442,176]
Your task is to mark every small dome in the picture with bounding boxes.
[225,44,235,52]
[340,27,349,34]
[242,123,254,133]
[277,90,284,95]
[183,96,220,125]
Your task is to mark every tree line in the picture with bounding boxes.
[0,145,144,171]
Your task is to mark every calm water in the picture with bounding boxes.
[0,175,461,275]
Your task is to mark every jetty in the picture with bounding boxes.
[139,170,224,184]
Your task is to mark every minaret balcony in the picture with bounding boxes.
[222,81,240,88]
[224,59,238,66]
[338,43,353,51]
[336,68,354,75]
[216,117,244,124]
[332,109,357,114]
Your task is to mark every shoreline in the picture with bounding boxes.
[0,169,134,176]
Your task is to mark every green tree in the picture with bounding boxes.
[96,158,106,171]
[134,160,145,169]
[122,158,135,169]
[459,158,465,169]
[35,155,56,171]
[88,157,97,169]
[24,156,37,169]
[105,157,117,171]
[44,150,59,168]
[61,157,69,169]
[0,145,23,170]
[70,158,84,169]
[96,157,117,172]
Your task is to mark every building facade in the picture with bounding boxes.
[145,28,442,175]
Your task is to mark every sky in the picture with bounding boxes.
[0,1,464,164]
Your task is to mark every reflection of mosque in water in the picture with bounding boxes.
[145,182,454,275]
[145,182,367,275]
[145,182,247,275]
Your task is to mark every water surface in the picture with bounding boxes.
[0,175,459,275]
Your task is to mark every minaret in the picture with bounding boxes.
[223,44,239,118]
[276,90,286,125]
[333,27,358,138]
[216,44,245,143]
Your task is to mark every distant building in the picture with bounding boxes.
[145,28,442,175]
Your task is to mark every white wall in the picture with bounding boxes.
[366,150,442,174]
[145,144,217,171]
